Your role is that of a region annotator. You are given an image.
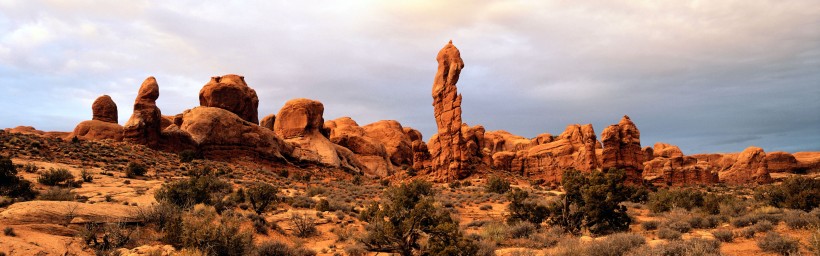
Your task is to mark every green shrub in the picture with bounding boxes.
[545,169,631,235]
[657,227,681,240]
[756,176,820,211]
[640,220,659,231]
[712,229,733,242]
[125,162,147,178]
[37,168,74,186]
[757,232,799,255]
[485,176,511,194]
[246,182,278,214]
[506,188,548,225]
[154,167,231,209]
[179,205,253,256]
[0,157,37,200]
[481,221,509,244]
[647,188,704,213]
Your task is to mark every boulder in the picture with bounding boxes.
[123,77,163,148]
[91,95,118,123]
[654,142,684,158]
[600,115,644,184]
[513,124,599,183]
[428,41,471,181]
[325,117,392,176]
[764,151,800,173]
[260,114,275,130]
[363,120,413,167]
[71,120,123,141]
[198,74,259,124]
[178,106,290,161]
[483,130,532,154]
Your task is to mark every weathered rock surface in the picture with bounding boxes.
[71,120,123,141]
[325,117,392,176]
[600,115,644,183]
[510,124,600,183]
[764,151,800,173]
[199,74,259,124]
[123,77,163,148]
[643,155,719,186]
[260,114,276,130]
[719,146,772,184]
[363,120,414,167]
[654,142,684,158]
[793,152,820,173]
[428,41,470,181]
[404,127,430,172]
[274,99,363,171]
[179,106,289,161]
[91,95,118,123]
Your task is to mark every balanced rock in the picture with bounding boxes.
[600,115,644,184]
[91,95,118,123]
[260,114,275,130]
[199,74,259,124]
[123,77,162,147]
[428,41,471,181]
[719,146,772,184]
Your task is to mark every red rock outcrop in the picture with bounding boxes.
[654,142,684,158]
[260,114,275,130]
[404,127,430,171]
[428,41,470,181]
[643,156,719,186]
[123,77,163,148]
[719,146,773,184]
[764,152,800,173]
[363,120,413,167]
[793,152,820,173]
[643,147,654,162]
[177,106,289,161]
[325,117,392,176]
[274,98,364,171]
[600,115,644,183]
[199,74,259,124]
[91,95,118,123]
[510,124,600,183]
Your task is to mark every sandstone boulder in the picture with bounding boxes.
[793,152,820,173]
[325,117,392,176]
[654,142,684,158]
[178,106,289,161]
[260,114,275,130]
[764,151,800,173]
[719,146,772,184]
[363,120,413,167]
[600,115,644,183]
[71,120,123,141]
[512,124,599,183]
[123,77,162,148]
[91,95,118,123]
[199,74,259,124]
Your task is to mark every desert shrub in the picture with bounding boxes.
[178,150,203,163]
[290,212,318,238]
[585,233,645,256]
[626,238,721,256]
[624,185,650,203]
[289,195,317,209]
[756,175,820,211]
[154,167,231,209]
[81,169,93,182]
[134,201,182,244]
[306,186,328,197]
[647,188,704,213]
[712,229,733,242]
[757,232,799,255]
[246,182,278,214]
[39,187,75,201]
[731,213,769,227]
[738,227,756,239]
[750,220,774,233]
[475,239,497,256]
[485,176,511,194]
[545,169,631,235]
[3,227,14,236]
[315,198,330,212]
[450,180,462,189]
[37,168,74,186]
[783,210,818,229]
[331,224,356,242]
[352,174,362,185]
[640,220,659,231]
[179,204,253,256]
[344,244,368,256]
[479,204,493,211]
[125,162,147,178]
[508,221,537,239]
[360,179,478,256]
[256,241,316,256]
[657,227,682,240]
[0,158,37,200]
[506,188,548,225]
[809,229,820,256]
[481,221,509,244]
[665,220,692,233]
[80,222,139,253]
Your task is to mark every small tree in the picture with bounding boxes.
[154,167,231,209]
[125,162,147,178]
[506,188,548,225]
[485,176,511,194]
[756,176,820,211]
[246,182,279,214]
[546,168,632,235]
[359,180,477,256]
[0,157,37,200]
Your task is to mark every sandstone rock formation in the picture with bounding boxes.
[325,117,392,176]
[274,98,363,171]
[719,146,773,184]
[260,114,275,130]
[363,120,413,167]
[600,115,644,183]
[507,124,600,184]
[764,151,800,173]
[123,77,163,148]
[71,95,123,141]
[793,152,820,173]
[653,142,684,158]
[404,127,430,172]
[199,74,259,124]
[428,41,470,181]
[178,106,289,161]
[643,155,719,186]
[91,95,118,123]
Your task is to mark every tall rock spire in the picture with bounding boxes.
[429,41,470,181]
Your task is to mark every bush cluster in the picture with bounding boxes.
[756,176,820,211]
[37,168,75,186]
[154,167,232,209]
[485,176,511,194]
[0,157,37,200]
[545,169,632,235]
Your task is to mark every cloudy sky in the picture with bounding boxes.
[1,0,818,154]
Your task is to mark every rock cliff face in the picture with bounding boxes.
[719,146,773,185]
[600,115,644,184]
[199,74,259,124]
[642,142,718,186]
[123,77,163,148]
[428,41,471,181]
[764,152,800,173]
[325,117,392,176]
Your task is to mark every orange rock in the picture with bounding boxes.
[643,156,718,186]
[600,115,644,184]
[71,120,123,141]
[719,146,772,184]
[764,151,800,173]
[428,41,471,181]
[793,152,820,173]
[123,77,162,148]
[363,120,413,167]
[653,142,684,158]
[178,106,289,161]
[325,117,392,176]
[91,95,118,123]
[260,114,275,130]
[515,124,600,183]
[643,146,654,162]
[199,74,259,124]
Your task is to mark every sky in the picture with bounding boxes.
[0,0,818,154]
